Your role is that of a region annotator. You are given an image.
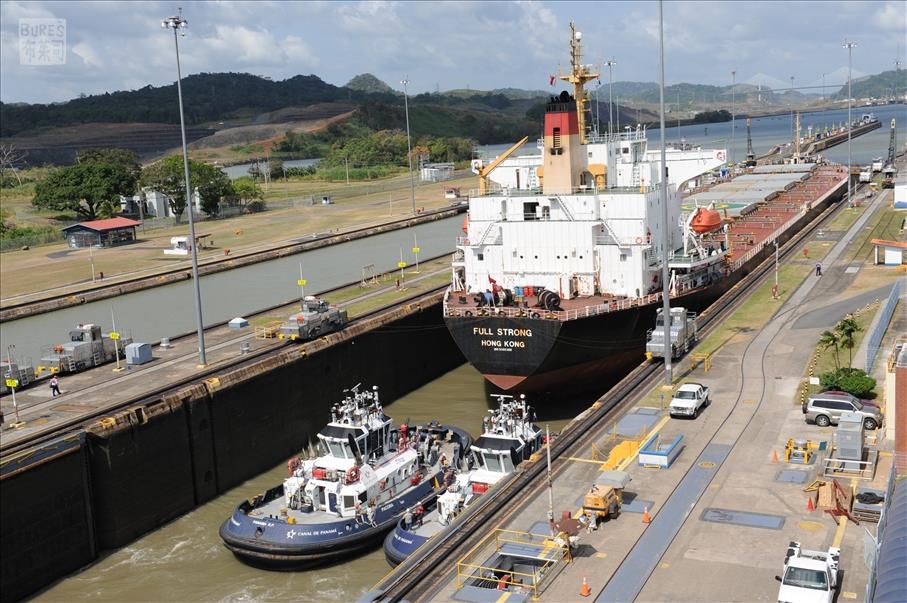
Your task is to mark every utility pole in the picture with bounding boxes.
[731,70,736,165]
[344,156,350,186]
[401,78,416,215]
[844,40,857,204]
[821,72,826,102]
[163,10,206,367]
[657,0,672,387]
[616,95,620,132]
[789,76,795,141]
[606,58,617,135]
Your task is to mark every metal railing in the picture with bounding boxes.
[866,279,900,372]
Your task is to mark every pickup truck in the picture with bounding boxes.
[669,383,710,419]
[776,541,840,603]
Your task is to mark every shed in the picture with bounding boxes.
[420,162,455,182]
[228,317,249,329]
[871,239,906,266]
[62,217,141,248]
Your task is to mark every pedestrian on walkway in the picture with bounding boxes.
[50,375,61,397]
[815,262,822,277]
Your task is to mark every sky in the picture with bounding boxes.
[0,0,904,104]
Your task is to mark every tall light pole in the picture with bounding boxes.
[606,58,617,135]
[657,0,672,387]
[731,69,736,165]
[162,11,206,367]
[821,72,826,102]
[401,78,416,215]
[789,75,795,141]
[844,40,857,204]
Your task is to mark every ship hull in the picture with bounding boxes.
[446,179,844,397]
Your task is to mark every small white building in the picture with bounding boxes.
[871,239,906,266]
[121,189,202,218]
[420,162,455,182]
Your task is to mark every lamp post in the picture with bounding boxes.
[162,10,206,367]
[606,58,617,135]
[657,0,672,387]
[401,78,416,215]
[731,69,736,165]
[821,72,826,102]
[843,40,857,204]
[789,75,795,141]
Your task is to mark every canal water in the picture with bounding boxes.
[0,216,462,366]
[35,363,582,602]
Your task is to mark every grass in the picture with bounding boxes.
[808,307,877,377]
[824,204,867,231]
[845,207,904,262]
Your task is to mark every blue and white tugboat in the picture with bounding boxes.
[383,394,543,566]
[219,385,470,569]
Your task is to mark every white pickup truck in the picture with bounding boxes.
[776,541,840,603]
[669,383,710,419]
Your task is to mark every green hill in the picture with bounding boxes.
[832,69,906,100]
[345,73,394,94]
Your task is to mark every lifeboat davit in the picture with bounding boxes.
[690,207,722,233]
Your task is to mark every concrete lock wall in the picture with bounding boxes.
[1,297,464,601]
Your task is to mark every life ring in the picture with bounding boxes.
[346,465,360,484]
[497,310,505,316]
[635,237,643,244]
[717,151,726,161]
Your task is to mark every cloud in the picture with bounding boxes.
[72,41,102,68]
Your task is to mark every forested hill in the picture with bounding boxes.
[0,73,347,137]
[832,69,906,100]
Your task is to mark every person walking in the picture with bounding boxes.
[50,375,61,397]
[815,262,822,277]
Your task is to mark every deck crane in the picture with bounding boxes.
[745,118,756,167]
[471,136,530,194]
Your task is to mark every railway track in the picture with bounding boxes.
[371,176,856,603]
[0,267,450,458]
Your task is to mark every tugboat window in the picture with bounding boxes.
[343,495,355,509]
[523,202,539,221]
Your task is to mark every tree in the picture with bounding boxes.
[0,144,27,186]
[140,155,231,222]
[229,176,266,213]
[819,367,876,398]
[834,316,861,368]
[818,330,840,370]
[76,148,140,182]
[33,159,137,220]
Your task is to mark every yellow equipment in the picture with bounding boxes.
[785,438,821,464]
[475,135,530,194]
[557,22,600,144]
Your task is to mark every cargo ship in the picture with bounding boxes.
[444,23,849,396]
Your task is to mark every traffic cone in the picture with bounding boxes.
[581,576,591,597]
[642,506,651,524]
[772,449,779,463]
[807,497,815,512]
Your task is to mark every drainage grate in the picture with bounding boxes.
[700,508,785,530]
[776,469,811,484]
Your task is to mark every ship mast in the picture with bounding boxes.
[558,22,599,144]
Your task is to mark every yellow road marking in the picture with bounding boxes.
[842,591,857,599]
[595,552,608,558]
[495,592,512,603]
[832,516,848,548]
[566,457,606,465]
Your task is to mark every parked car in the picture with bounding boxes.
[803,391,882,430]
[669,383,710,419]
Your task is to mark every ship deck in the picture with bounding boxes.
[447,163,848,318]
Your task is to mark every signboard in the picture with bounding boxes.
[297,279,307,286]
[109,332,120,341]
[412,246,421,254]
[397,261,407,268]
[5,378,18,388]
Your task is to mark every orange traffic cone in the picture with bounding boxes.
[642,506,651,524]
[807,497,815,512]
[772,449,779,463]
[581,576,591,597]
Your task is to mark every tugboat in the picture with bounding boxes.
[219,385,471,569]
[383,394,543,566]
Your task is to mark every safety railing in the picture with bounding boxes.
[455,528,569,600]
[866,279,900,372]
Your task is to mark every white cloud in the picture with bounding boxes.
[72,41,102,68]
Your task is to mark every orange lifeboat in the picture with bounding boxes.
[691,207,722,233]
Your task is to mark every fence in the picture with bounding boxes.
[866,280,900,373]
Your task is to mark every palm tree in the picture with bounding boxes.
[835,316,861,368]
[819,330,840,370]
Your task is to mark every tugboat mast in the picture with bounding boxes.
[558,22,599,144]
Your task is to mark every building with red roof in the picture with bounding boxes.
[61,217,141,248]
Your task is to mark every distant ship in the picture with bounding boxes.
[443,23,849,396]
[219,385,471,568]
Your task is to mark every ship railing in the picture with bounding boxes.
[730,204,808,272]
[467,184,658,198]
